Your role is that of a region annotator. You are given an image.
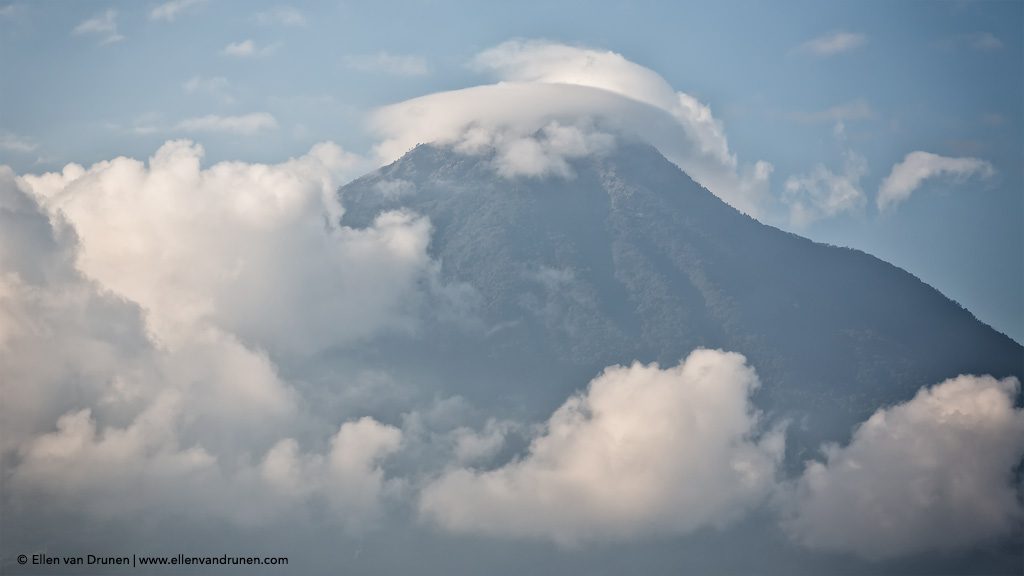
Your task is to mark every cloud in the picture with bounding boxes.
[877,151,994,210]
[969,32,1003,51]
[343,52,429,76]
[260,417,402,523]
[19,140,433,355]
[0,131,37,153]
[419,349,784,545]
[783,155,866,227]
[472,40,736,168]
[149,0,205,22]
[223,39,279,58]
[788,99,873,123]
[475,120,616,179]
[1,138,441,529]
[6,147,1022,563]
[450,419,518,466]
[938,32,1006,53]
[796,31,866,57]
[175,112,278,134]
[2,164,296,478]
[0,4,21,19]
[254,6,306,26]
[1,166,155,454]
[72,9,124,45]
[371,40,773,216]
[783,374,1024,560]
[782,122,867,226]
[10,396,218,518]
[182,75,234,103]
[110,111,278,136]
[981,113,1006,127]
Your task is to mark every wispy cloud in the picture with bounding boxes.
[968,32,1003,51]
[175,113,278,135]
[72,9,124,45]
[796,31,866,57]
[878,151,994,210]
[223,39,280,58]
[344,52,429,76]
[254,6,306,26]
[0,131,37,153]
[182,76,234,104]
[981,113,1006,127]
[149,0,205,22]
[936,32,1004,53]
[782,122,867,227]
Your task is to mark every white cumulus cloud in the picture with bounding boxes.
[877,151,994,210]
[419,349,784,545]
[783,374,1024,560]
[260,417,403,524]
[19,140,428,355]
[1,140,437,529]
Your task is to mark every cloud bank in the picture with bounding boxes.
[371,40,772,216]
[4,160,1021,561]
[419,349,785,545]
[878,151,994,210]
[1,142,440,527]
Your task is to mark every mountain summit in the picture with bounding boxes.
[338,141,1022,453]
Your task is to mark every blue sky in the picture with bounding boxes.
[1,0,1020,341]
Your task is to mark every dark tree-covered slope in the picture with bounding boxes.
[338,141,1022,453]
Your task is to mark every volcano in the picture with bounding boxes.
[336,141,1022,458]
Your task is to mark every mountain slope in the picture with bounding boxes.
[337,141,1022,453]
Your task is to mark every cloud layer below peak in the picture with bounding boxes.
[419,349,784,545]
